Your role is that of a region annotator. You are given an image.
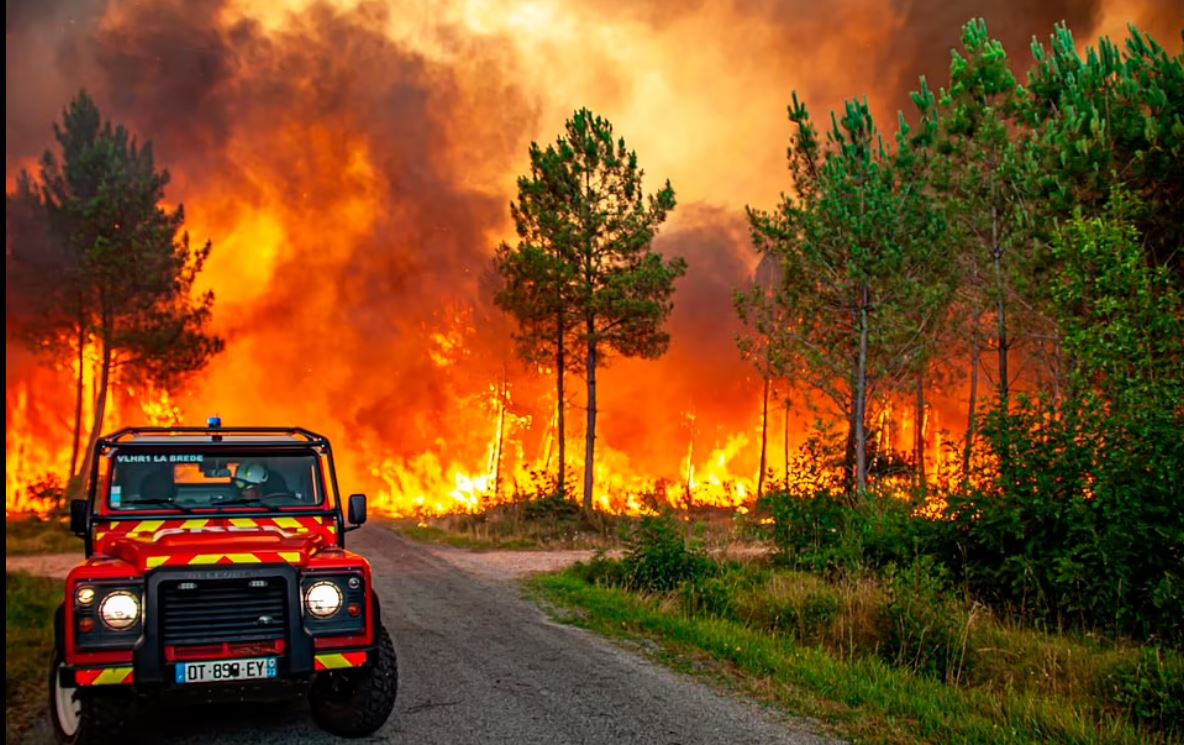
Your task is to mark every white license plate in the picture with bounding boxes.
[175,657,278,684]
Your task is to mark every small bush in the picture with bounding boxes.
[759,489,850,571]
[1101,646,1184,735]
[680,574,740,620]
[621,513,716,592]
[850,494,933,570]
[571,550,630,587]
[522,491,583,521]
[880,557,975,683]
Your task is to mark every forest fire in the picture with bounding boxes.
[6,0,1173,520]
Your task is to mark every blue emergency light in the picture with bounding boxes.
[207,415,222,428]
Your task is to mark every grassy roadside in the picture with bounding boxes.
[527,569,1177,745]
[6,572,61,743]
[391,520,543,550]
[391,502,757,553]
[6,519,80,556]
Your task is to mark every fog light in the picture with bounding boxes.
[347,577,361,590]
[76,586,96,606]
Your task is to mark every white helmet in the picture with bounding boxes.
[234,462,269,488]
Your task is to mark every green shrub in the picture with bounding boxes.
[850,494,934,570]
[571,550,630,587]
[933,392,1184,643]
[758,489,850,571]
[880,557,974,683]
[798,591,842,634]
[680,574,740,620]
[621,513,716,592]
[522,491,583,521]
[1101,646,1184,735]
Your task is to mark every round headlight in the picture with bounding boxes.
[98,591,140,630]
[305,582,343,618]
[76,586,96,606]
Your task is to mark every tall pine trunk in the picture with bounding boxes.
[493,372,507,500]
[963,330,981,477]
[854,284,870,494]
[991,206,1011,474]
[757,375,770,498]
[783,396,790,489]
[556,314,566,497]
[992,205,1009,410]
[582,332,597,512]
[68,321,86,481]
[914,369,926,491]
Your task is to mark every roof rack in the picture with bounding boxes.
[99,426,330,446]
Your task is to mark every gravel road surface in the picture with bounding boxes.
[20,526,837,744]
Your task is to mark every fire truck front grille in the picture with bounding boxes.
[159,578,288,646]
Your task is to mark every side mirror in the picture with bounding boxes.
[70,499,89,537]
[347,493,367,528]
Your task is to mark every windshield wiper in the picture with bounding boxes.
[128,498,195,513]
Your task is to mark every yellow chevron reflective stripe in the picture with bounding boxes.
[315,654,353,670]
[224,553,261,564]
[272,517,302,529]
[93,667,133,685]
[180,519,210,530]
[186,553,265,565]
[130,520,165,534]
[279,552,302,564]
[229,518,258,529]
[147,556,169,568]
[94,532,107,542]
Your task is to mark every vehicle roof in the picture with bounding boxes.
[100,427,330,447]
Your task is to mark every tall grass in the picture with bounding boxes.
[6,572,62,742]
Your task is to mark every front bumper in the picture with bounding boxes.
[65,565,374,689]
[62,649,374,688]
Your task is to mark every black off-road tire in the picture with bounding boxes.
[48,645,133,745]
[309,626,398,737]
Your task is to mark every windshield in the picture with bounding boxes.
[108,452,325,511]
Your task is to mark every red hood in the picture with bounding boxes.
[91,515,337,571]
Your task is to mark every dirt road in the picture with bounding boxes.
[21,526,836,744]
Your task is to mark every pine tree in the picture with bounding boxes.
[931,20,1040,470]
[749,95,946,495]
[10,90,223,485]
[495,109,685,511]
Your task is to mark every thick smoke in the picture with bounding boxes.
[6,0,541,491]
